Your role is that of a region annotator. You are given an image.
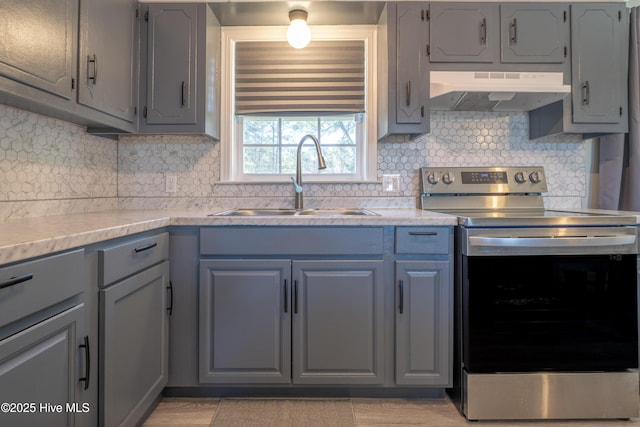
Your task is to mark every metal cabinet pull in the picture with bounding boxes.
[406,81,411,106]
[510,19,517,44]
[283,280,288,313]
[181,81,187,106]
[133,242,157,253]
[408,231,438,236]
[166,281,174,316]
[480,18,487,44]
[582,81,590,105]
[0,273,33,290]
[399,280,404,314]
[88,54,98,84]
[79,336,90,391]
[293,280,298,314]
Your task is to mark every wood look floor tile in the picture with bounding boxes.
[142,398,219,426]
[352,398,465,426]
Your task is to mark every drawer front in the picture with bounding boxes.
[395,227,451,254]
[0,249,85,329]
[99,232,169,286]
[200,227,384,256]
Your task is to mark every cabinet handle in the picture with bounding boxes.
[294,280,298,314]
[408,231,438,236]
[406,81,411,106]
[88,54,98,84]
[181,81,187,106]
[133,242,157,253]
[0,273,33,290]
[582,81,590,105]
[399,280,404,314]
[480,18,487,44]
[166,281,174,316]
[79,336,90,391]
[510,19,517,44]
[283,280,288,313]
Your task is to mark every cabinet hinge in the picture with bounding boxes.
[71,78,75,90]
[563,10,567,22]
[426,44,430,56]
[144,11,149,22]
[143,106,148,118]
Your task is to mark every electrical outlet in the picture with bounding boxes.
[382,174,401,192]
[165,175,177,193]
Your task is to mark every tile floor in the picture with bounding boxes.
[142,396,640,427]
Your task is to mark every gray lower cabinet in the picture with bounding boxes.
[394,227,453,387]
[395,261,451,386]
[98,233,170,427]
[0,304,87,427]
[199,258,385,385]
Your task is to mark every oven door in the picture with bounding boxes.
[460,226,639,373]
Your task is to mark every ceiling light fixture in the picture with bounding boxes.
[287,9,311,49]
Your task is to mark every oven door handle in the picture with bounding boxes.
[469,234,637,249]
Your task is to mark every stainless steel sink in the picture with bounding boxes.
[210,208,378,217]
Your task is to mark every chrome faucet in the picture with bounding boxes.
[290,134,327,210]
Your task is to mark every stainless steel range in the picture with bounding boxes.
[420,166,639,421]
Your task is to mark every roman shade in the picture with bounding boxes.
[234,40,365,115]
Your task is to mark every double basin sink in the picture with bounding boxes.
[211,208,378,217]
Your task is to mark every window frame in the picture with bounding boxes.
[220,25,378,183]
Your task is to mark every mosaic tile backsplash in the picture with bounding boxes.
[0,104,585,220]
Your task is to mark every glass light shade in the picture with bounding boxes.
[287,12,311,49]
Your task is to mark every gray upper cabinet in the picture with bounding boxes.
[140,3,220,137]
[78,0,138,125]
[0,0,77,100]
[292,260,384,385]
[571,3,626,124]
[378,2,429,139]
[500,4,568,64]
[430,3,499,63]
[199,259,292,384]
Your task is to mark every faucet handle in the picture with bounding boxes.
[290,177,302,193]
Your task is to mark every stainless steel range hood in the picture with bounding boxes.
[430,71,570,112]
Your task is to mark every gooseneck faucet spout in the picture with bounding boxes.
[290,134,327,210]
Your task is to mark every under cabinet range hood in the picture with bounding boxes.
[430,71,571,112]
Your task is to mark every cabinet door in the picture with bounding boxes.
[395,261,451,386]
[145,4,197,125]
[500,4,568,64]
[396,3,429,127]
[292,260,384,385]
[100,261,169,427]
[78,0,138,123]
[0,304,86,427]
[571,3,626,124]
[199,259,291,384]
[0,0,77,100]
[430,3,498,63]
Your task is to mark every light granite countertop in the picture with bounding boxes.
[0,208,458,266]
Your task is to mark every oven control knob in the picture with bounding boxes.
[529,171,542,184]
[426,172,439,185]
[442,172,454,185]
[514,171,526,184]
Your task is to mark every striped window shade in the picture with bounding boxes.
[234,40,365,115]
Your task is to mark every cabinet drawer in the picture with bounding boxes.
[0,249,85,329]
[395,227,451,254]
[200,227,384,256]
[99,232,168,286]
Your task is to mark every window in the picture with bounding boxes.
[220,26,378,182]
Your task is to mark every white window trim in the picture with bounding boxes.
[220,25,378,183]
